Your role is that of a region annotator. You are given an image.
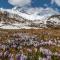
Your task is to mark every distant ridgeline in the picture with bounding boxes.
[0,9,60,29]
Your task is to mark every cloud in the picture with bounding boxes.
[51,0,60,6]
[21,7,59,15]
[8,0,31,7]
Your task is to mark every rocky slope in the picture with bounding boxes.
[46,15,60,28]
[0,8,60,29]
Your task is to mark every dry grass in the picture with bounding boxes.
[0,28,60,52]
[0,28,60,41]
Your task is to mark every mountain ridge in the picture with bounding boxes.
[0,8,60,29]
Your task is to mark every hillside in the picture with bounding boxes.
[0,8,60,29]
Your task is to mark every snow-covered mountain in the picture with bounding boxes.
[0,8,60,29]
[46,15,60,28]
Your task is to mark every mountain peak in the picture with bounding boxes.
[0,7,60,20]
[0,8,60,29]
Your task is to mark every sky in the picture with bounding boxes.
[0,0,60,12]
